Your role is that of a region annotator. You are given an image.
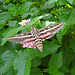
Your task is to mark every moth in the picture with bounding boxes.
[6,22,65,52]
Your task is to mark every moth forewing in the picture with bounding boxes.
[39,22,65,40]
[6,32,33,43]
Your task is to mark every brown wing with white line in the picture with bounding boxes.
[39,22,65,41]
[6,32,33,44]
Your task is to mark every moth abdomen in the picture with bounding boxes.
[35,39,43,52]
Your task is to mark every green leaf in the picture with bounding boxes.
[63,47,74,68]
[59,9,75,35]
[42,0,57,10]
[0,50,17,74]
[67,0,74,5]
[56,31,63,45]
[13,50,34,75]
[44,68,64,75]
[56,0,67,5]
[18,2,32,15]
[8,21,18,27]
[31,57,42,68]
[3,67,16,75]
[30,68,43,75]
[0,0,5,2]
[0,12,12,25]
[22,12,34,19]
[70,38,75,52]
[71,66,75,75]
[54,71,64,75]
[7,3,16,11]
[60,66,70,73]
[43,41,60,53]
[44,52,63,74]
[49,52,63,70]
[9,9,17,16]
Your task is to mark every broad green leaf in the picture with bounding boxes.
[13,50,34,75]
[53,71,64,75]
[44,68,64,75]
[22,12,34,19]
[0,27,14,36]
[71,66,75,75]
[9,9,17,16]
[3,68,16,75]
[43,41,60,53]
[59,8,75,35]
[38,21,56,28]
[56,31,63,45]
[67,0,74,5]
[49,52,63,70]
[56,0,67,5]
[18,2,32,15]
[44,52,63,74]
[66,9,75,25]
[0,5,4,12]
[42,13,52,20]
[30,68,43,75]
[41,55,50,67]
[7,3,16,11]
[31,57,42,68]
[0,36,2,46]
[60,66,70,73]
[70,38,75,52]
[0,12,12,25]
[5,0,11,3]
[0,0,5,2]
[0,50,17,74]
[42,0,56,10]
[63,47,74,68]
[8,21,18,27]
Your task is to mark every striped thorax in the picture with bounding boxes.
[31,27,43,52]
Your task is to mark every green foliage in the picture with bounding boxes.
[0,0,75,75]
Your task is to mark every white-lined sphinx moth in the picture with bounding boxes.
[6,22,65,52]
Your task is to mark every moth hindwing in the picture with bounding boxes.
[6,22,65,52]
